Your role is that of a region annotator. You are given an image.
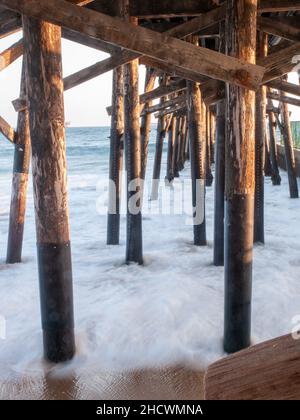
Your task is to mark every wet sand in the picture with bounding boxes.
[0,365,205,400]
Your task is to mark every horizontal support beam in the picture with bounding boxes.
[267,79,300,97]
[62,27,118,54]
[257,16,300,43]
[268,91,300,108]
[89,0,224,18]
[64,8,225,91]
[0,0,265,91]
[155,104,187,119]
[0,38,23,71]
[90,0,300,17]
[143,95,187,115]
[0,115,16,143]
[107,79,187,116]
[260,42,300,83]
[0,9,21,38]
[258,0,300,13]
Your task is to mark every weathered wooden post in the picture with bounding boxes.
[264,133,273,177]
[254,32,267,244]
[187,36,207,246]
[123,4,143,264]
[6,61,30,264]
[107,66,124,245]
[210,111,216,165]
[151,82,167,200]
[178,115,187,171]
[172,116,181,178]
[224,0,257,354]
[280,88,299,199]
[23,17,75,362]
[166,116,176,183]
[141,68,156,181]
[206,109,214,187]
[213,23,225,267]
[267,106,281,186]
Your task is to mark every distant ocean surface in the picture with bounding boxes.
[0,126,163,222]
[0,126,160,175]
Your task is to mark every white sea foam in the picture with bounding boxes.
[0,129,299,378]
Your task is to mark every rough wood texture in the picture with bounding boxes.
[0,0,265,90]
[122,8,143,265]
[225,3,257,197]
[259,0,300,13]
[23,21,70,244]
[261,42,300,83]
[267,79,300,97]
[107,79,186,117]
[6,62,30,264]
[0,9,21,38]
[258,16,300,43]
[268,91,300,108]
[23,17,75,363]
[151,78,168,201]
[205,334,300,400]
[0,38,23,71]
[141,68,156,181]
[107,65,124,246]
[224,0,257,354]
[0,115,16,143]
[187,37,207,246]
[166,117,176,182]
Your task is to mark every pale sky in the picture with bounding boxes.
[0,31,299,127]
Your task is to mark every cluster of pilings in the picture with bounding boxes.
[0,0,300,363]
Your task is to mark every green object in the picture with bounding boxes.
[291,122,300,149]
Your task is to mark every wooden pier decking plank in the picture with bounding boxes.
[205,334,300,400]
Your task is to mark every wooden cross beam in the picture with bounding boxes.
[64,6,226,91]
[0,115,17,143]
[0,38,23,72]
[258,16,300,43]
[261,42,300,83]
[89,0,300,17]
[0,9,21,38]
[0,0,265,91]
[258,0,300,13]
[143,94,187,116]
[268,91,300,108]
[107,79,187,116]
[267,79,300,97]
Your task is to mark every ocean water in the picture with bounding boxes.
[0,127,300,379]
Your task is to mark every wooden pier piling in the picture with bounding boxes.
[213,24,225,267]
[151,78,167,200]
[23,17,75,362]
[141,68,156,181]
[254,33,268,244]
[107,66,124,245]
[267,107,281,186]
[206,109,214,187]
[123,8,143,264]
[6,60,30,264]
[187,38,207,246]
[224,0,257,354]
[280,89,299,199]
[214,99,226,266]
[166,117,176,183]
